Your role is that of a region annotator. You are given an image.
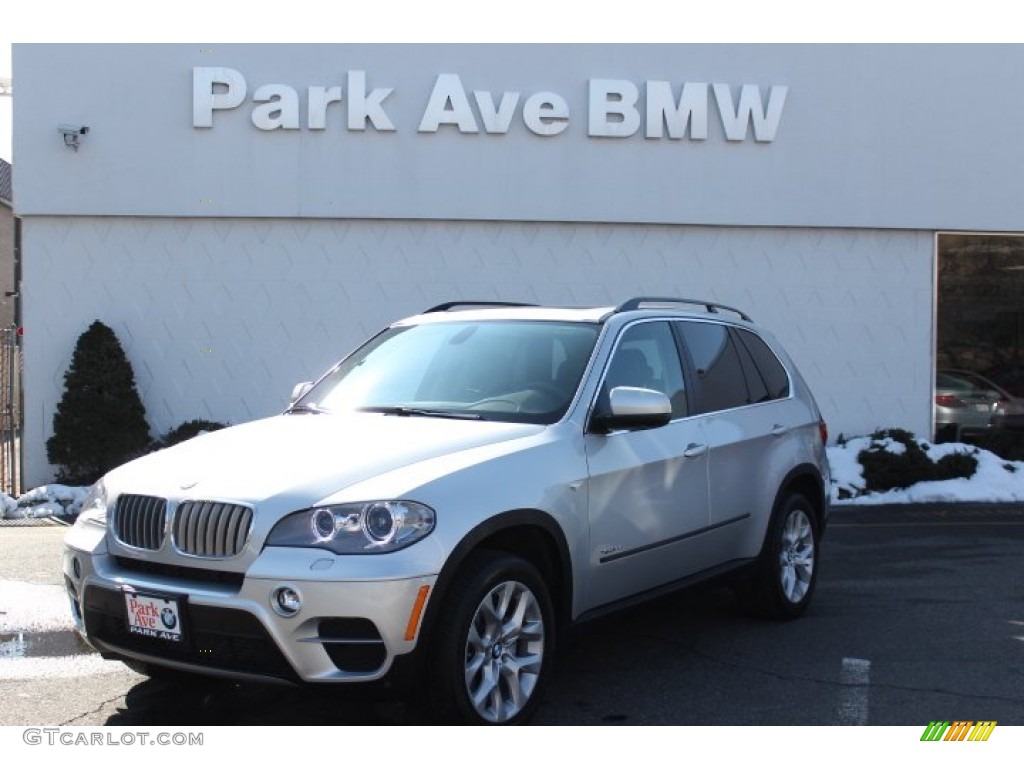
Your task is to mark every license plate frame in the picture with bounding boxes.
[122,588,187,644]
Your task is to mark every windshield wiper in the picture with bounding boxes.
[358,406,483,420]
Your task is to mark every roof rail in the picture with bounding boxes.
[615,297,752,322]
[423,301,537,313]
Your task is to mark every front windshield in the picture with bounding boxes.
[295,320,600,424]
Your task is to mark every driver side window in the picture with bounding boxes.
[602,322,687,418]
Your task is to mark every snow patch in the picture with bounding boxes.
[1,484,89,520]
[0,580,75,633]
[829,436,1024,506]
[0,581,132,680]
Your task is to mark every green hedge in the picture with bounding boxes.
[150,420,229,451]
[857,429,978,493]
[962,428,1024,462]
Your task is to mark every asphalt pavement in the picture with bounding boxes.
[2,505,1023,726]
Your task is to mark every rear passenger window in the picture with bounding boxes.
[735,329,790,400]
[676,321,749,413]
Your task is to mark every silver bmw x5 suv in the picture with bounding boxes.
[63,297,830,724]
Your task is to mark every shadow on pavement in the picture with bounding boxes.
[105,677,414,726]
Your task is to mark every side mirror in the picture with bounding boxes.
[290,381,313,405]
[591,386,672,433]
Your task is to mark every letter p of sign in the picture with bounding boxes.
[193,67,247,128]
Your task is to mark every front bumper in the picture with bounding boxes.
[63,543,437,685]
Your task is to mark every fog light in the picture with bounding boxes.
[272,586,302,617]
[72,557,81,579]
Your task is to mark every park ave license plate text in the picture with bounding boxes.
[124,591,183,642]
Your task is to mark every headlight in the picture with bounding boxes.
[265,500,435,554]
[74,480,108,528]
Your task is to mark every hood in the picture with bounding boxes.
[106,412,544,508]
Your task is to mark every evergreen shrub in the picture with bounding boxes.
[46,321,151,485]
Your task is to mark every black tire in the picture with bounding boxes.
[738,491,820,620]
[423,550,556,724]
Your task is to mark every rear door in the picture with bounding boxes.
[674,321,795,559]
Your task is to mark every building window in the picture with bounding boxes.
[936,233,1024,441]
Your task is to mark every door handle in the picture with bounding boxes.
[771,424,788,437]
[683,443,708,458]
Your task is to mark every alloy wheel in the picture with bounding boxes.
[463,579,545,723]
[778,508,815,603]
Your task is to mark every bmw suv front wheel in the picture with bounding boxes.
[425,551,555,724]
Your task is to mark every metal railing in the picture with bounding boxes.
[0,324,22,497]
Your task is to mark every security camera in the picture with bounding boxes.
[57,124,90,151]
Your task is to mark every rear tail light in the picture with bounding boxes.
[935,394,966,408]
[818,419,828,445]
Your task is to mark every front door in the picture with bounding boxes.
[584,320,711,608]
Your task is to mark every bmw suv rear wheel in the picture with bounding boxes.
[740,491,820,619]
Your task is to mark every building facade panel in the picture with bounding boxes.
[22,44,1011,485]
[22,216,932,484]
[12,44,1024,231]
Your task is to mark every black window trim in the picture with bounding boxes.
[729,326,773,404]
[732,326,793,402]
[671,318,796,417]
[586,316,798,429]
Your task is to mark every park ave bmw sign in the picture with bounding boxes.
[192,67,788,142]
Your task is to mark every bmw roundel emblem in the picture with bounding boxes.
[161,607,178,630]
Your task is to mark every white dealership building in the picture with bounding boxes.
[12,44,1024,485]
